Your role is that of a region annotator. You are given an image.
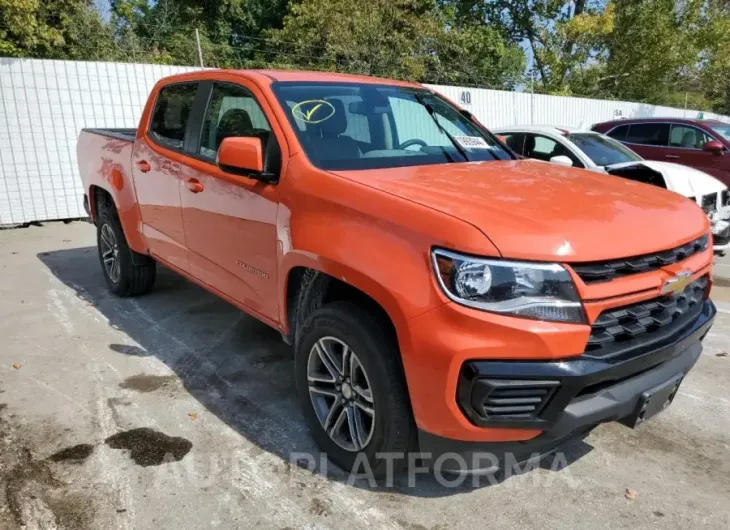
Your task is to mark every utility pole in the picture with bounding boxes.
[130,33,137,64]
[530,70,535,125]
[195,29,204,68]
[684,92,688,118]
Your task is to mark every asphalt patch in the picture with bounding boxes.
[47,444,95,463]
[104,428,192,466]
[119,374,178,393]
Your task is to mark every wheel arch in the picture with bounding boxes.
[89,184,148,255]
[281,258,408,358]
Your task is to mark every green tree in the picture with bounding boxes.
[696,0,730,114]
[592,0,703,104]
[446,0,613,93]
[108,0,289,66]
[266,0,525,88]
[0,0,113,59]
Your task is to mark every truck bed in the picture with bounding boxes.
[77,127,139,226]
[81,128,137,142]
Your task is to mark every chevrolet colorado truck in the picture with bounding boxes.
[77,70,716,476]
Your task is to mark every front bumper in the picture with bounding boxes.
[417,300,715,473]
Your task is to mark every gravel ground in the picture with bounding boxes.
[1,221,729,530]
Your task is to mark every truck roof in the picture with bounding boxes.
[162,68,423,88]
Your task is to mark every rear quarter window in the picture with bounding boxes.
[149,83,198,150]
[606,124,628,141]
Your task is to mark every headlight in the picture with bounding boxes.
[432,249,585,323]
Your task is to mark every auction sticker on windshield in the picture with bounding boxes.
[454,136,492,149]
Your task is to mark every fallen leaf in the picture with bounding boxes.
[188,412,198,421]
[625,488,638,500]
[12,363,22,370]
[716,352,728,357]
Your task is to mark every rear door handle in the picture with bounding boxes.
[665,155,680,159]
[136,160,151,172]
[184,178,203,193]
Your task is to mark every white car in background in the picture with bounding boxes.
[493,125,730,253]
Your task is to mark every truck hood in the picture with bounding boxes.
[606,160,726,198]
[333,160,708,261]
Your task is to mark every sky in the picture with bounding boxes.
[95,0,112,22]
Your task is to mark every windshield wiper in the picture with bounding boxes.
[413,92,470,162]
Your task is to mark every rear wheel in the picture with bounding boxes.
[296,302,415,478]
[96,206,156,296]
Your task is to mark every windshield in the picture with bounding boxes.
[710,124,730,142]
[567,133,642,166]
[272,82,512,171]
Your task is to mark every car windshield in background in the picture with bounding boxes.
[710,124,730,142]
[271,82,512,171]
[568,133,642,166]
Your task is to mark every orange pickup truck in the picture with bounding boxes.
[77,69,716,477]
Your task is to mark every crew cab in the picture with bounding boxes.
[494,125,730,252]
[77,70,716,476]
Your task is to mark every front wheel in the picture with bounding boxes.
[296,302,415,478]
[97,208,156,297]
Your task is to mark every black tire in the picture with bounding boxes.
[96,205,156,297]
[296,301,415,478]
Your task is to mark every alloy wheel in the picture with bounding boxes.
[307,336,375,451]
[100,223,121,284]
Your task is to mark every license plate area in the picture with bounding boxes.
[621,374,683,428]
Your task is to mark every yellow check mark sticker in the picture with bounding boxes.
[291,99,336,124]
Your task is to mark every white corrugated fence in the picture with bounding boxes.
[1,58,728,225]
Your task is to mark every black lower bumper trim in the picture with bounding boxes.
[420,300,715,473]
[458,300,715,429]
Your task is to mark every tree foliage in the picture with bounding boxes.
[0,0,113,59]
[265,0,524,88]
[1,0,730,114]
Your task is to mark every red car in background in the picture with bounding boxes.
[592,118,730,186]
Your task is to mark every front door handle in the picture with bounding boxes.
[136,160,151,172]
[665,154,680,159]
[184,178,204,193]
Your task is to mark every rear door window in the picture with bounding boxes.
[149,83,198,150]
[669,125,712,149]
[626,123,670,146]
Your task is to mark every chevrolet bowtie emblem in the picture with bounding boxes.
[661,270,693,295]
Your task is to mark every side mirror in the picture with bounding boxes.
[550,155,574,167]
[703,140,724,155]
[218,137,276,182]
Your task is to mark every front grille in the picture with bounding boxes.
[702,193,718,214]
[476,379,559,419]
[570,235,709,284]
[585,276,708,359]
[722,189,729,206]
